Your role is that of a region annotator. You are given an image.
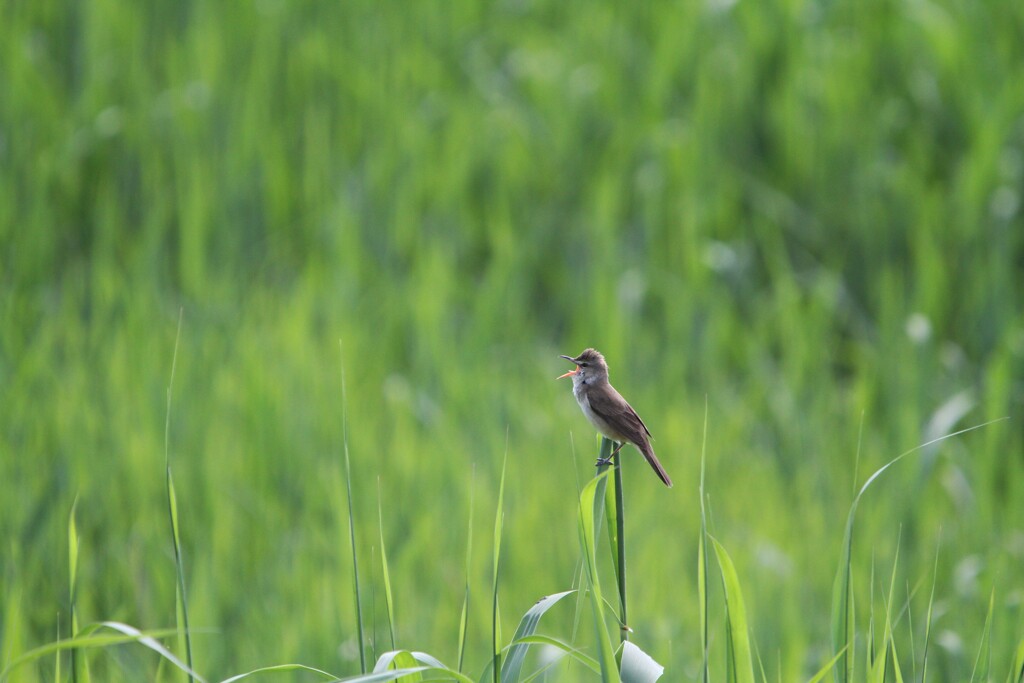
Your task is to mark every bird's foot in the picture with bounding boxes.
[595,457,613,467]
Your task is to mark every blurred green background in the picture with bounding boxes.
[2,0,1023,680]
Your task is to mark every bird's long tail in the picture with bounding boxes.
[637,441,673,488]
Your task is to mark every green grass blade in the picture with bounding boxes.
[869,536,900,683]
[710,536,755,683]
[1007,638,1024,683]
[611,441,628,645]
[219,663,341,682]
[699,398,710,683]
[164,309,194,683]
[167,470,194,683]
[0,625,191,682]
[805,647,848,683]
[458,467,475,673]
[578,471,621,683]
[341,341,367,673]
[492,441,509,683]
[969,589,995,683]
[68,497,80,683]
[831,418,1006,683]
[373,649,477,683]
[378,480,397,651]
[506,634,600,675]
[921,537,941,683]
[499,590,577,682]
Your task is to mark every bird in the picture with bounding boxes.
[557,348,672,487]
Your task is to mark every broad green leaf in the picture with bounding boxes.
[578,471,621,683]
[500,591,576,683]
[508,634,600,675]
[710,537,754,683]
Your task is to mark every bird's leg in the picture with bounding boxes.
[595,441,626,466]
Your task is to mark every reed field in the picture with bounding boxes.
[2,0,1023,680]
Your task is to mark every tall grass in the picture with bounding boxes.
[2,0,1023,679]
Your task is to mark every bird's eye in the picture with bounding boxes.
[580,362,589,367]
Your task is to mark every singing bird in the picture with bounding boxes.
[558,348,672,487]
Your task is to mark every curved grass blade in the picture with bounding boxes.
[710,537,754,683]
[619,641,664,683]
[499,591,576,682]
[378,480,397,651]
[374,650,454,672]
[0,625,187,682]
[506,634,600,675]
[578,471,621,683]
[373,651,476,683]
[830,418,1007,683]
[219,663,341,682]
[341,341,367,673]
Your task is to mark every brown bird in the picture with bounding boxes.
[557,348,672,487]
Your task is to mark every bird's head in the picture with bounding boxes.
[557,348,609,384]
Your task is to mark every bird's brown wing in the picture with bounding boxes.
[589,384,671,487]
[587,384,652,442]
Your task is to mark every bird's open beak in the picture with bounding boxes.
[557,355,579,380]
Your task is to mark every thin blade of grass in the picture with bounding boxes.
[752,639,768,683]
[1007,638,1024,683]
[869,535,900,683]
[492,439,509,683]
[341,341,367,674]
[457,467,475,673]
[699,398,710,683]
[611,442,628,645]
[922,535,941,683]
[866,557,874,676]
[805,648,848,683]
[831,418,1006,683]
[500,590,577,683]
[969,589,995,683]
[165,309,194,683]
[600,437,617,575]
[378,480,397,651]
[887,628,905,683]
[219,663,341,682]
[68,497,81,683]
[710,536,755,683]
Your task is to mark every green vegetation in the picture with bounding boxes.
[2,0,1023,680]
